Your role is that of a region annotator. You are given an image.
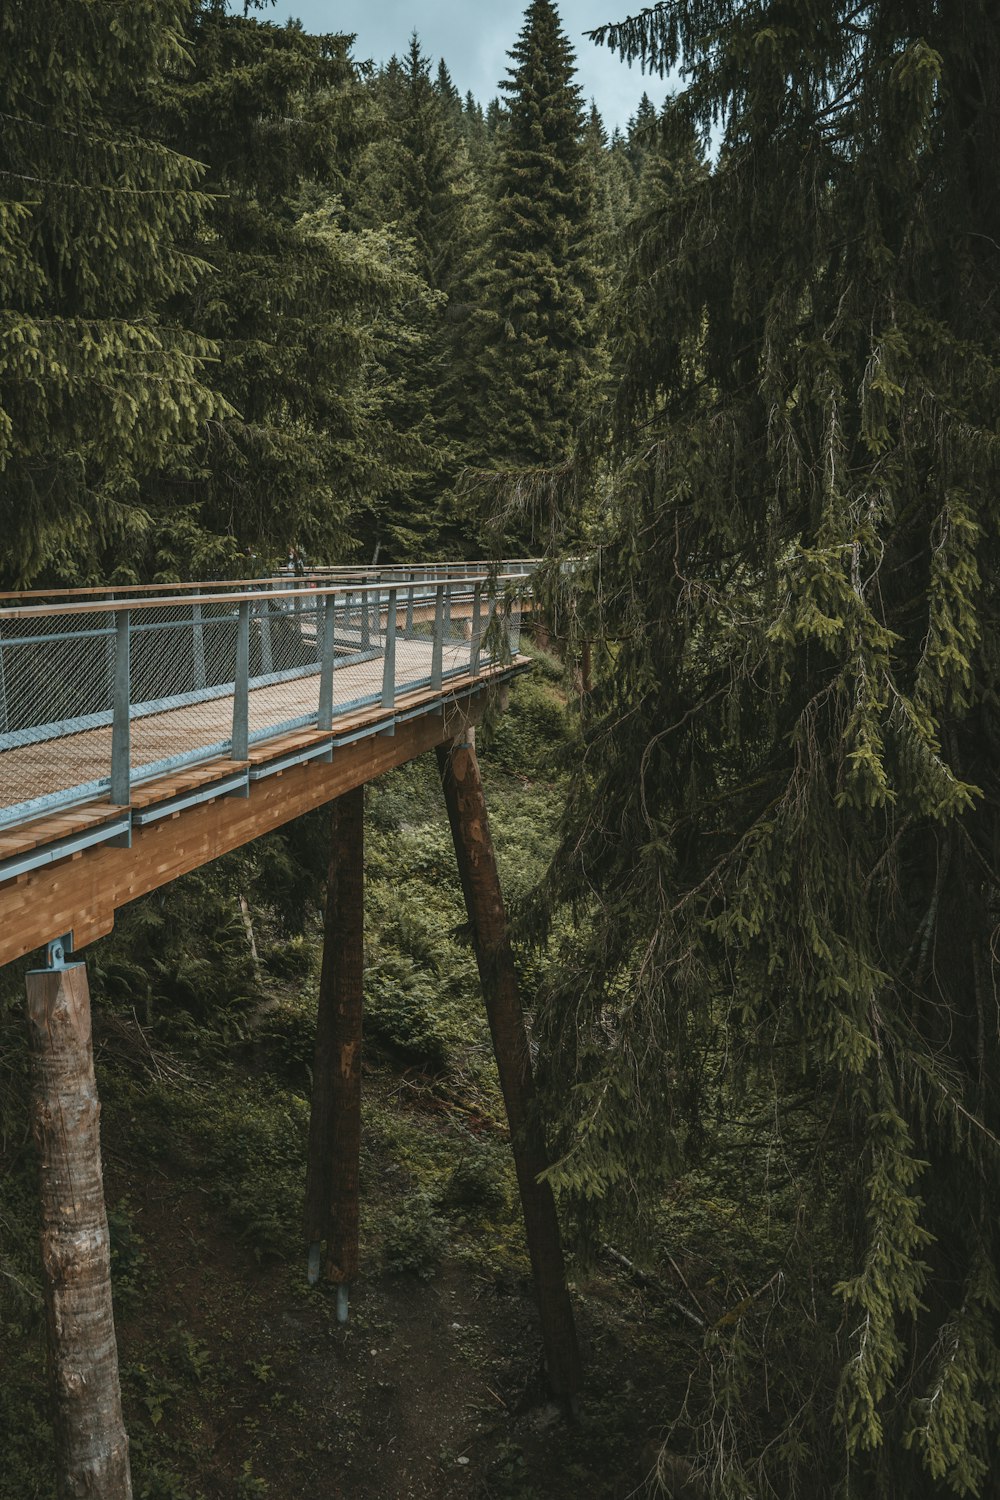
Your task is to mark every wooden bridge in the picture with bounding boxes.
[0,563,532,963]
[6,561,581,1500]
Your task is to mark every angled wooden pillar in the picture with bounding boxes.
[304,785,364,1320]
[26,947,133,1500]
[436,733,582,1403]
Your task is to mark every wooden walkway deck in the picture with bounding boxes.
[0,566,532,966]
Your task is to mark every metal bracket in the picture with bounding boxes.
[46,934,74,970]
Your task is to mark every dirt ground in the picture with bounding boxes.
[106,1121,669,1500]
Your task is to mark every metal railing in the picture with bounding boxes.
[0,564,532,829]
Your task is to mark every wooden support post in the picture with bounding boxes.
[304,785,364,1319]
[436,735,582,1403]
[26,949,133,1500]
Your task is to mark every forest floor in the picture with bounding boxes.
[96,1059,676,1500]
[2,650,698,1500]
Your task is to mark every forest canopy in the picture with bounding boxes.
[3,1,1000,1497]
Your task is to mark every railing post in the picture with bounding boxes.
[443,582,452,664]
[110,611,131,806]
[470,583,483,677]
[381,588,397,711]
[192,603,207,691]
[232,600,250,760]
[431,583,444,691]
[361,582,370,650]
[318,593,337,731]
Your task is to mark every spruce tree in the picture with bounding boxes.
[0,0,228,584]
[534,2,1000,1494]
[471,0,597,492]
[353,34,486,556]
[140,5,431,572]
[624,90,658,177]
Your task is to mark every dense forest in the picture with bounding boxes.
[3,1,1000,1497]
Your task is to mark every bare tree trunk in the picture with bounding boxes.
[304,786,364,1304]
[436,734,582,1403]
[26,958,132,1500]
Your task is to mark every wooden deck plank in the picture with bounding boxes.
[0,635,481,819]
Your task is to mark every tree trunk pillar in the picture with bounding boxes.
[26,951,132,1500]
[305,785,364,1320]
[436,733,582,1403]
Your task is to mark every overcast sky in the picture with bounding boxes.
[262,2,668,130]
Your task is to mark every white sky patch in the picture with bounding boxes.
[258,1,670,130]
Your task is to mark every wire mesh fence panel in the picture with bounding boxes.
[506,599,523,657]
[247,592,323,744]
[0,610,116,823]
[441,586,476,680]
[330,589,386,720]
[129,602,240,783]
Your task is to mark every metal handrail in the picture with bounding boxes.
[0,566,535,621]
[0,560,540,611]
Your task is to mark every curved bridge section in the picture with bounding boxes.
[0,563,534,964]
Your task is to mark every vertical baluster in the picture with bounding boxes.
[318,592,337,730]
[431,584,444,690]
[405,571,415,638]
[484,584,497,665]
[259,598,273,676]
[442,583,452,675]
[232,600,250,760]
[470,583,483,677]
[192,602,207,691]
[361,581,370,650]
[0,625,7,733]
[110,611,131,806]
[382,588,397,711]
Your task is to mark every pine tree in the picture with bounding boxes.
[0,0,228,584]
[139,5,431,573]
[352,34,486,556]
[624,90,658,176]
[434,59,464,132]
[534,2,1000,1494]
[584,102,635,266]
[471,0,597,496]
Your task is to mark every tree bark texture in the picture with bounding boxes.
[436,735,582,1400]
[304,784,364,1283]
[26,960,133,1500]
